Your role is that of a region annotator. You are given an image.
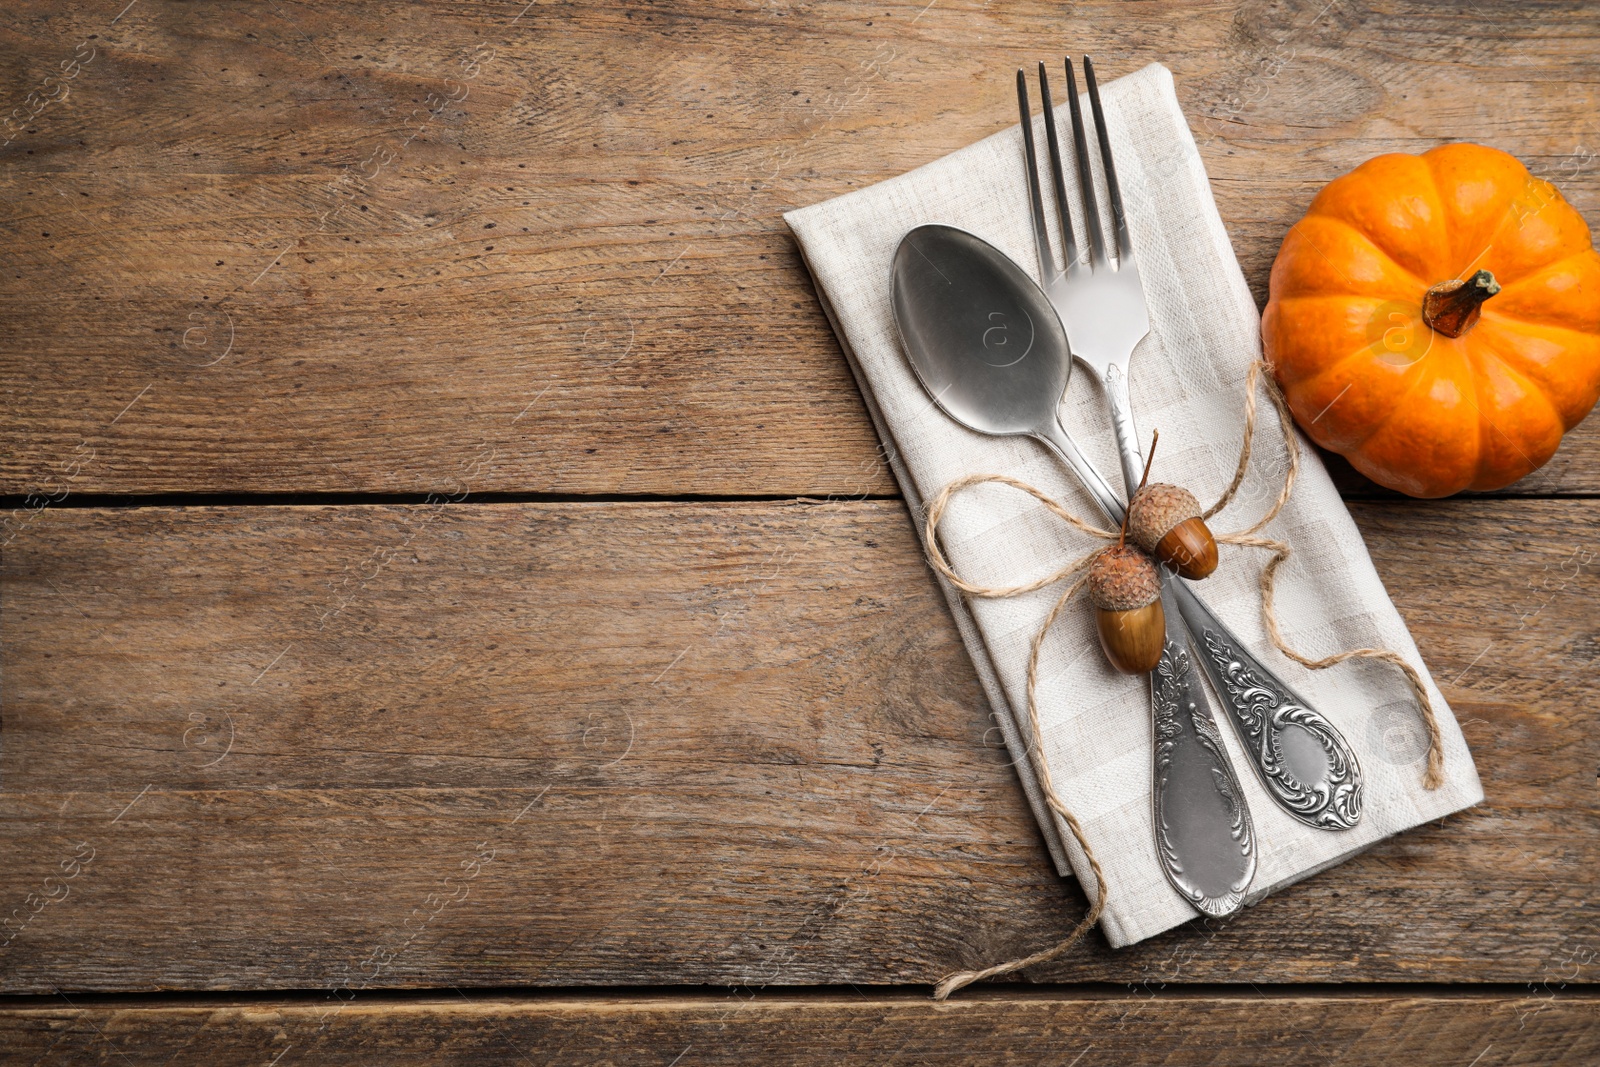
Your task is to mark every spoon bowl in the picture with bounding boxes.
[891,224,1071,440]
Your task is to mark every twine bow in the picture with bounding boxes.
[927,361,1445,1000]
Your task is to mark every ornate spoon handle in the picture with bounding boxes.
[1170,585,1363,830]
[1148,584,1255,916]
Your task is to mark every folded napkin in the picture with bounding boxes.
[783,63,1484,947]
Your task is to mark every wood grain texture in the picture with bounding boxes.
[1,991,1598,1066]
[2,0,1599,499]
[2,498,1594,992]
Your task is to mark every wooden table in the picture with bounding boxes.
[2,1,1596,1062]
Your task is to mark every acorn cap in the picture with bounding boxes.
[1088,544,1161,611]
[1127,483,1202,556]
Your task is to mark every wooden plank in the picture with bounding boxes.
[1,498,1594,991]
[0,991,1597,1066]
[3,0,1599,498]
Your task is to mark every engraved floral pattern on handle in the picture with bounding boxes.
[1151,640,1254,917]
[1201,630,1364,830]
[1102,364,1147,496]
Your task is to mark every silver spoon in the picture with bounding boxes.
[892,223,1255,917]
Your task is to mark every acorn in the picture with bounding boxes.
[1087,543,1165,674]
[1127,482,1219,580]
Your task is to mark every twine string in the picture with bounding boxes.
[924,361,1444,1000]
[1235,531,1446,790]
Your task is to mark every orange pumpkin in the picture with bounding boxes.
[1263,143,1600,497]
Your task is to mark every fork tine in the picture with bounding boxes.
[1084,56,1131,265]
[1062,57,1107,267]
[1015,69,1056,282]
[1035,62,1079,275]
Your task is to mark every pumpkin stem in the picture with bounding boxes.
[1422,270,1500,338]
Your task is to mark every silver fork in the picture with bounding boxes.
[1018,57,1364,831]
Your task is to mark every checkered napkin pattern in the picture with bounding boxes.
[783,62,1483,947]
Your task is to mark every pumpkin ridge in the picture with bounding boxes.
[1478,313,1600,353]
[1422,144,1527,272]
[1300,214,1431,293]
[1451,181,1558,288]
[1488,248,1600,306]
[1475,181,1596,287]
[1460,197,1525,284]
[1472,317,1600,429]
[1387,341,1481,493]
[1271,293,1411,313]
[1311,152,1452,279]
[1465,342,1553,484]
[1476,302,1598,334]
[1320,338,1440,452]
[1271,293,1431,389]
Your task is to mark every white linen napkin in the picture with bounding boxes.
[783,62,1484,948]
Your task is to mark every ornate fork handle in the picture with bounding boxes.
[1170,583,1363,830]
[1102,363,1147,496]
